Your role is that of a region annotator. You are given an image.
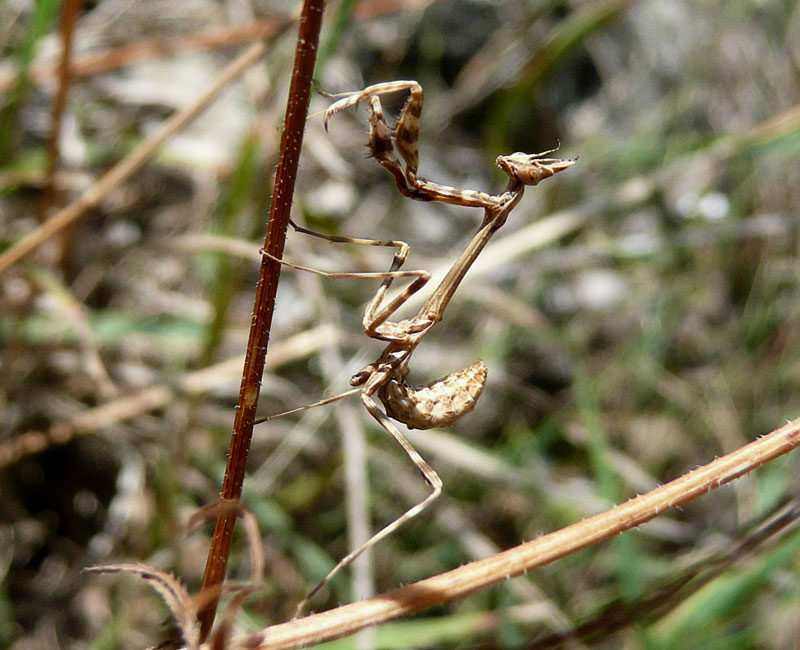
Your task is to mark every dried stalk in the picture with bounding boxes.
[197,0,325,639]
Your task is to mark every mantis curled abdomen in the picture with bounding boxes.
[378,360,488,430]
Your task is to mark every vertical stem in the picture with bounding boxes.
[197,0,325,639]
[38,0,83,225]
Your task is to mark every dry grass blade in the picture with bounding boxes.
[85,563,200,650]
[25,265,117,398]
[0,41,268,274]
[0,324,339,468]
[527,501,800,649]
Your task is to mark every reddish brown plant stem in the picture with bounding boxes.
[197,0,325,640]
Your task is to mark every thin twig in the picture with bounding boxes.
[197,0,325,639]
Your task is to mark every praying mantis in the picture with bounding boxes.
[260,81,575,616]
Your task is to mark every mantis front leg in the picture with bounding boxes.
[326,82,499,210]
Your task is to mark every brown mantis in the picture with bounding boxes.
[260,80,574,616]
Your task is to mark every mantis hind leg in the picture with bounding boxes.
[293,388,442,618]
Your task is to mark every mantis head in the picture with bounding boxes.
[495,150,576,186]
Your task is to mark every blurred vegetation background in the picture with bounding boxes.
[2,0,800,648]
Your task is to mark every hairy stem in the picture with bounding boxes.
[197,0,325,640]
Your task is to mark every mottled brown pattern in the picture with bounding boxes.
[379,360,488,430]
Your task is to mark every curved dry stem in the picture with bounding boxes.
[188,501,264,586]
[86,563,199,650]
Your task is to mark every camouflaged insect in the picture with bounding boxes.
[269,80,574,617]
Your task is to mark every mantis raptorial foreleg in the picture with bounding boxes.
[327,81,499,209]
[261,81,575,617]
